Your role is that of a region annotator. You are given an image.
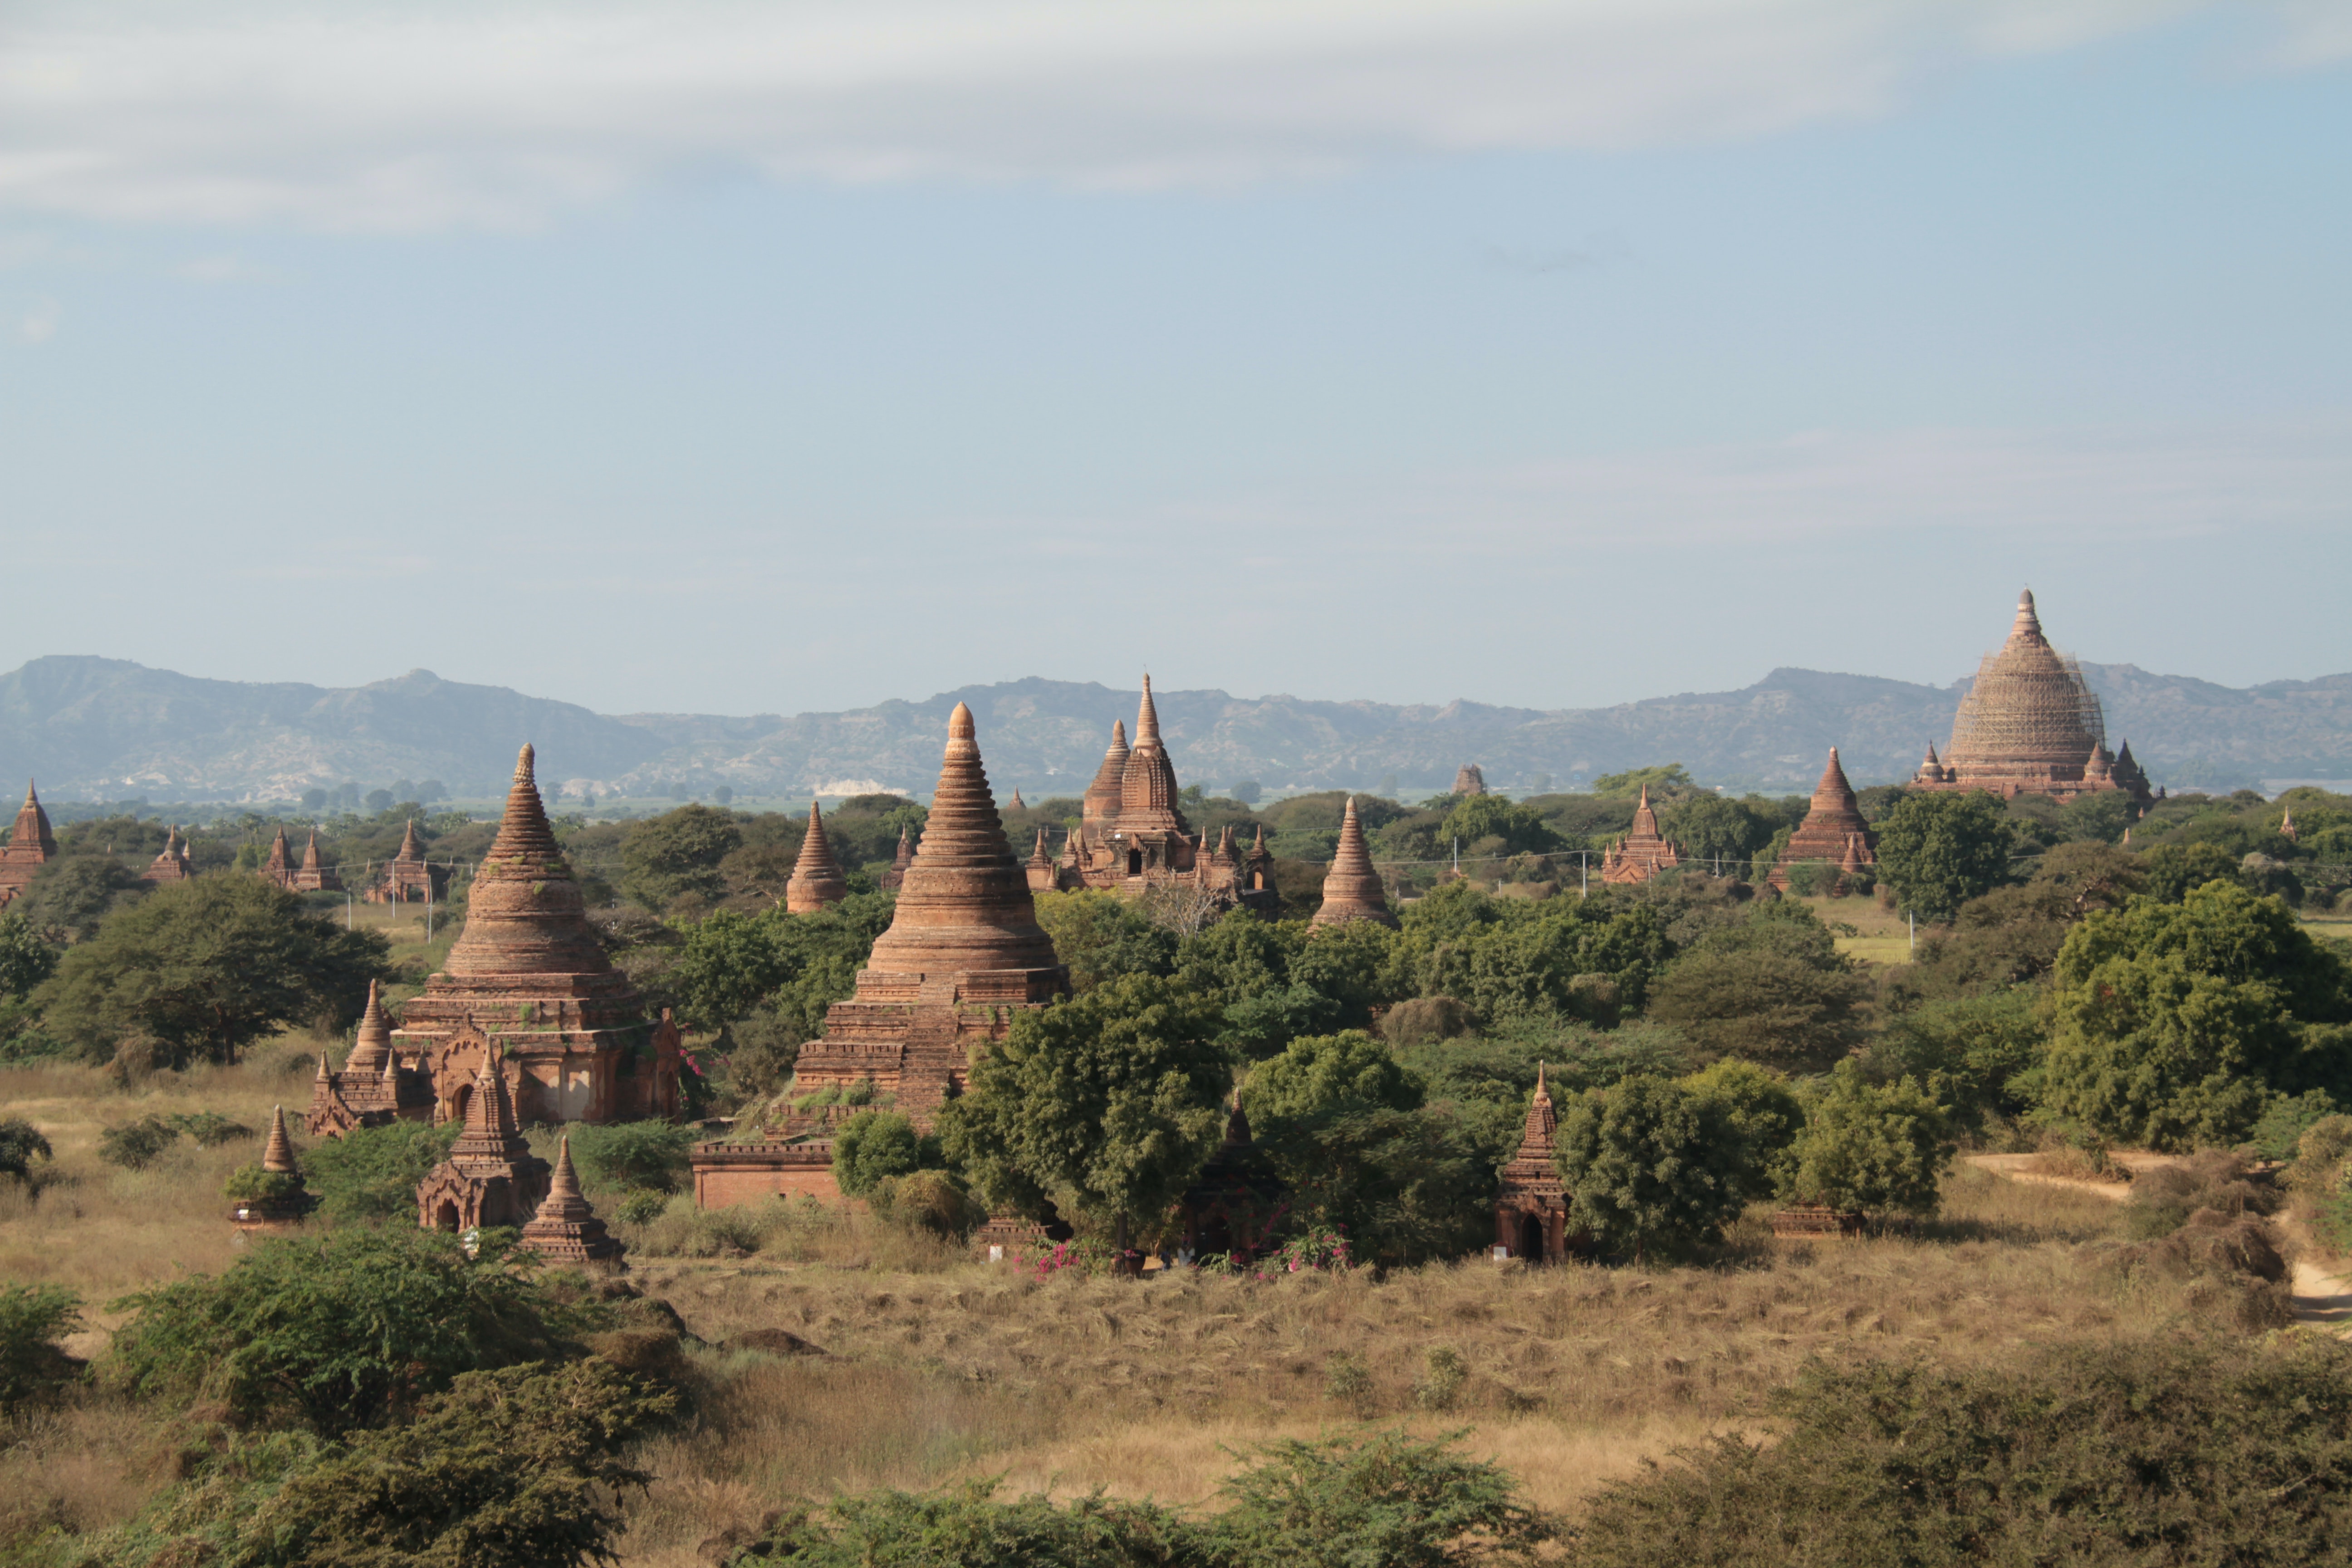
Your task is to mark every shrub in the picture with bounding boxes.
[98,1114,184,1170]
[222,1165,309,1204]
[1772,1062,1952,1218]
[832,1109,921,1198]
[1205,1427,1555,1568]
[300,1117,461,1224]
[2291,1113,2352,1195]
[0,1115,53,1182]
[170,1110,257,1147]
[1555,1075,1756,1260]
[0,1282,81,1410]
[101,1359,673,1568]
[1576,1338,2352,1568]
[869,1170,977,1239]
[564,1119,695,1194]
[2122,1150,2279,1240]
[105,1225,589,1434]
[1678,1058,1803,1203]
[725,1481,1199,1568]
[2246,1089,2341,1162]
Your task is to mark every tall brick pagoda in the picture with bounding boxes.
[391,745,680,1127]
[1601,785,1685,885]
[784,801,849,913]
[259,828,297,890]
[1453,763,1488,797]
[1912,590,2152,808]
[787,703,1068,1128]
[0,782,57,910]
[1494,1065,1571,1262]
[1768,748,1878,894]
[1312,797,1397,929]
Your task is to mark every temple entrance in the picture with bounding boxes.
[449,1084,473,1126]
[434,1200,461,1232]
[1127,848,1143,876]
[1516,1212,1545,1263]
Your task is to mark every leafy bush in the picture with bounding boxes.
[98,1115,184,1170]
[299,1117,461,1224]
[869,1170,978,1239]
[832,1109,922,1198]
[1677,1058,1803,1203]
[724,1480,1200,1567]
[564,1118,696,1194]
[1873,789,2018,923]
[2246,1089,2342,1162]
[1555,1075,1756,1260]
[222,1165,309,1204]
[98,1359,673,1568]
[1772,1062,1952,1218]
[0,1282,81,1409]
[1865,990,2042,1134]
[0,1115,53,1182]
[105,1225,590,1433]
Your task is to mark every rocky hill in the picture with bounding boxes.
[0,655,2343,804]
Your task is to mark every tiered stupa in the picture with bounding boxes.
[1768,749,1878,895]
[784,703,1069,1127]
[784,802,849,913]
[1311,798,1397,929]
[391,745,680,1127]
[1081,721,1132,823]
[878,826,916,891]
[1601,785,1685,885]
[291,830,342,892]
[307,980,414,1136]
[369,820,445,904]
[140,827,193,883]
[519,1135,625,1265]
[1494,1066,1571,1262]
[1912,590,2152,808]
[1453,764,1488,797]
[415,1062,552,1233]
[0,782,57,908]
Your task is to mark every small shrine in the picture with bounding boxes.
[140,826,193,883]
[1177,1098,1288,1263]
[519,1135,626,1266]
[291,830,342,893]
[0,781,57,909]
[306,980,421,1136]
[229,1106,316,1236]
[368,820,447,904]
[415,1063,551,1235]
[784,801,849,913]
[259,828,297,890]
[1311,797,1397,929]
[878,826,916,891]
[1600,785,1684,886]
[1494,1066,1573,1262]
[1767,748,1878,895]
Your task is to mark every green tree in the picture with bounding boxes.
[2039,881,2352,1149]
[1874,790,2018,923]
[671,892,895,1039]
[1554,1075,1753,1260]
[15,856,147,942]
[1591,764,1697,799]
[0,1283,80,1410]
[1032,889,1179,993]
[1659,794,1779,871]
[1245,1030,1425,1124]
[105,1226,584,1434]
[618,804,744,911]
[938,974,1230,1247]
[0,1116,53,1183]
[300,1119,462,1224]
[0,911,57,998]
[1645,905,1865,1071]
[34,877,389,1068]
[1206,1429,1556,1568]
[1439,794,1561,855]
[1867,990,2042,1134]
[1774,1061,1951,1216]
[2137,841,2244,904]
[1678,1058,1804,1202]
[831,1109,922,1197]
[562,1120,696,1194]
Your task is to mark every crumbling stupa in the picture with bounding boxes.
[1453,764,1488,797]
[1311,797,1397,929]
[391,745,679,1126]
[785,801,849,913]
[260,828,297,890]
[307,980,418,1136]
[1768,749,1878,894]
[230,1106,316,1235]
[878,825,916,891]
[1601,785,1684,885]
[1913,590,2152,808]
[785,703,1069,1127]
[520,1135,625,1264]
[141,826,192,883]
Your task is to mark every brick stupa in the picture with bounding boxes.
[291,830,341,893]
[230,1105,316,1235]
[140,826,193,883]
[0,782,57,908]
[1453,763,1488,797]
[878,825,916,891]
[307,980,409,1136]
[416,1061,552,1233]
[1311,797,1397,929]
[370,819,445,905]
[392,745,679,1127]
[786,703,1069,1127]
[1494,1065,1570,1262]
[1768,748,1878,895]
[260,828,296,890]
[1601,785,1685,886]
[785,801,850,913]
[1912,590,2152,808]
[520,1134,625,1265]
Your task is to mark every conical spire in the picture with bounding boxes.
[1769,745,1875,891]
[440,745,612,979]
[264,827,292,876]
[860,704,1064,978]
[300,830,324,872]
[1028,827,1052,870]
[261,1105,298,1173]
[1009,789,1025,810]
[891,825,915,870]
[1083,720,1131,824]
[1512,1064,1557,1163]
[1312,797,1398,930]
[785,801,849,913]
[1946,588,2108,775]
[1629,784,1661,838]
[520,1132,625,1262]
[397,819,423,860]
[1812,748,1858,813]
[1117,676,1186,831]
[347,979,393,1076]
[6,782,55,860]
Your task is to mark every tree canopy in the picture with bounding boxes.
[1874,789,2018,923]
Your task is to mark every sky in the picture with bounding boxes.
[2,0,2349,718]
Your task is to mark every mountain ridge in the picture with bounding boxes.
[1,654,2345,803]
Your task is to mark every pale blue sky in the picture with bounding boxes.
[2,2,2347,715]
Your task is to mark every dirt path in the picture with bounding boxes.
[1966,1153,2352,1330]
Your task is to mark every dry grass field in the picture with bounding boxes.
[0,1035,2293,1566]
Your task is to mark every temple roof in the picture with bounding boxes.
[440,745,617,979]
[1083,720,1130,823]
[1947,588,2108,770]
[1312,796,1398,929]
[1116,676,1187,833]
[6,782,56,859]
[861,704,1064,978]
[395,819,424,861]
[347,979,394,1076]
[261,1105,298,1174]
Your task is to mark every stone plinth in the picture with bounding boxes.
[392,745,676,1127]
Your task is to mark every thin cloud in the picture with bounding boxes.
[19,298,59,342]
[0,0,2320,232]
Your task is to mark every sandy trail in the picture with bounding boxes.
[1966,1152,2352,1330]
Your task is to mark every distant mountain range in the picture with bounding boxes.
[2,654,2346,805]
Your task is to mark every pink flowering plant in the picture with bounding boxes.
[1206,1222,1351,1280]
[1025,1236,1117,1280]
